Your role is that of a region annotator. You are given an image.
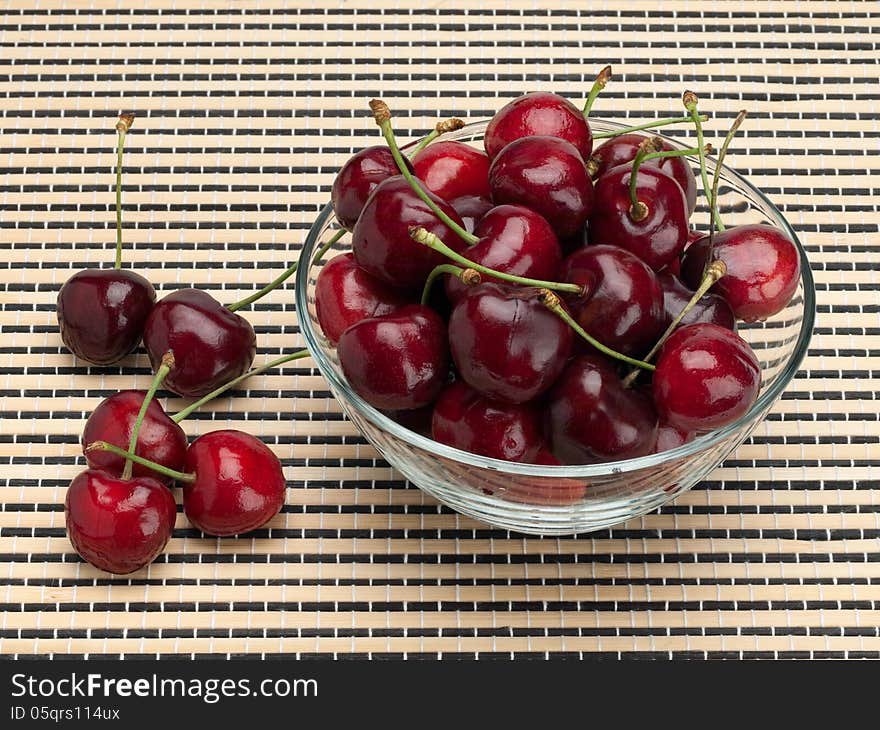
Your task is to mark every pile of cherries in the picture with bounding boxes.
[316,79,800,480]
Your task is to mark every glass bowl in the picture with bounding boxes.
[295,119,815,536]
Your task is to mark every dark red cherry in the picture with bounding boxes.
[448,283,572,404]
[589,134,697,215]
[560,245,664,356]
[449,195,494,234]
[352,175,467,290]
[143,288,256,398]
[56,268,156,365]
[653,323,761,433]
[445,204,562,303]
[412,140,491,201]
[431,381,542,462]
[484,91,592,160]
[664,229,703,276]
[337,304,449,411]
[331,146,413,231]
[653,421,693,454]
[658,271,736,332]
[66,469,177,574]
[507,448,588,506]
[589,163,689,271]
[546,354,658,464]
[680,224,801,322]
[82,390,187,485]
[488,136,594,240]
[182,430,286,536]
[315,253,410,345]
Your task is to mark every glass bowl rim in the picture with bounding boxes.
[295,117,816,478]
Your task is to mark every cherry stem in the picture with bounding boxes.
[121,350,173,480]
[369,99,479,246]
[592,114,709,140]
[113,113,134,270]
[537,289,655,371]
[621,260,727,389]
[171,350,311,423]
[420,264,480,305]
[628,141,709,222]
[582,65,612,117]
[682,91,724,233]
[412,117,466,154]
[87,441,196,483]
[312,228,346,267]
[409,227,583,296]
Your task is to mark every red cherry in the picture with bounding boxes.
[658,271,736,331]
[431,381,542,462]
[337,304,449,411]
[489,136,594,240]
[448,283,573,404]
[182,430,286,536]
[653,323,761,433]
[331,146,413,231]
[506,448,588,506]
[56,269,156,365]
[315,253,410,345]
[143,289,257,397]
[449,195,494,234]
[653,421,693,454]
[445,204,562,303]
[352,175,467,290]
[484,92,592,160]
[589,162,689,271]
[65,469,177,574]
[412,140,492,201]
[680,224,801,322]
[560,245,664,356]
[82,391,187,485]
[546,354,658,464]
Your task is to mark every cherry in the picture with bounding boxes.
[444,204,562,303]
[431,380,542,462]
[484,91,593,160]
[546,354,658,464]
[653,323,760,433]
[653,421,693,454]
[143,288,256,397]
[658,271,736,332]
[449,195,494,234]
[331,146,414,231]
[665,229,703,277]
[412,140,492,201]
[315,253,410,345]
[560,245,665,356]
[448,283,572,404]
[337,304,449,411]
[507,448,589,506]
[65,469,177,574]
[489,136,594,239]
[680,224,801,322]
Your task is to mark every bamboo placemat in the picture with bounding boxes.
[0,0,877,659]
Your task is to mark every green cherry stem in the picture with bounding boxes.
[592,114,709,140]
[412,117,466,154]
[682,91,724,233]
[582,65,612,117]
[369,99,479,246]
[121,350,173,481]
[538,290,655,371]
[171,350,311,423]
[311,228,347,267]
[113,113,134,270]
[87,441,196,483]
[421,264,480,305]
[409,226,583,296]
[628,139,710,222]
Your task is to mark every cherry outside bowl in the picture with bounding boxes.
[296,119,815,536]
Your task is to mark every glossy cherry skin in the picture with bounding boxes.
[445,204,562,303]
[589,163,689,271]
[315,253,410,345]
[665,229,703,277]
[546,354,658,464]
[653,421,693,454]
[432,381,542,462]
[653,323,761,433]
[484,92,592,160]
[337,304,449,411]
[680,224,801,322]
[65,469,177,574]
[143,288,256,398]
[82,390,188,485]
[57,269,156,365]
[182,430,286,536]
[658,271,736,332]
[352,175,467,291]
[489,136,594,240]
[450,195,494,234]
[589,134,697,215]
[331,146,413,231]
[412,141,492,201]
[448,283,573,404]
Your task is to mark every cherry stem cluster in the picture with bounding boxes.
[628,141,709,221]
[592,114,709,141]
[113,113,134,270]
[88,441,196,483]
[421,264,480,305]
[682,91,724,234]
[121,350,174,481]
